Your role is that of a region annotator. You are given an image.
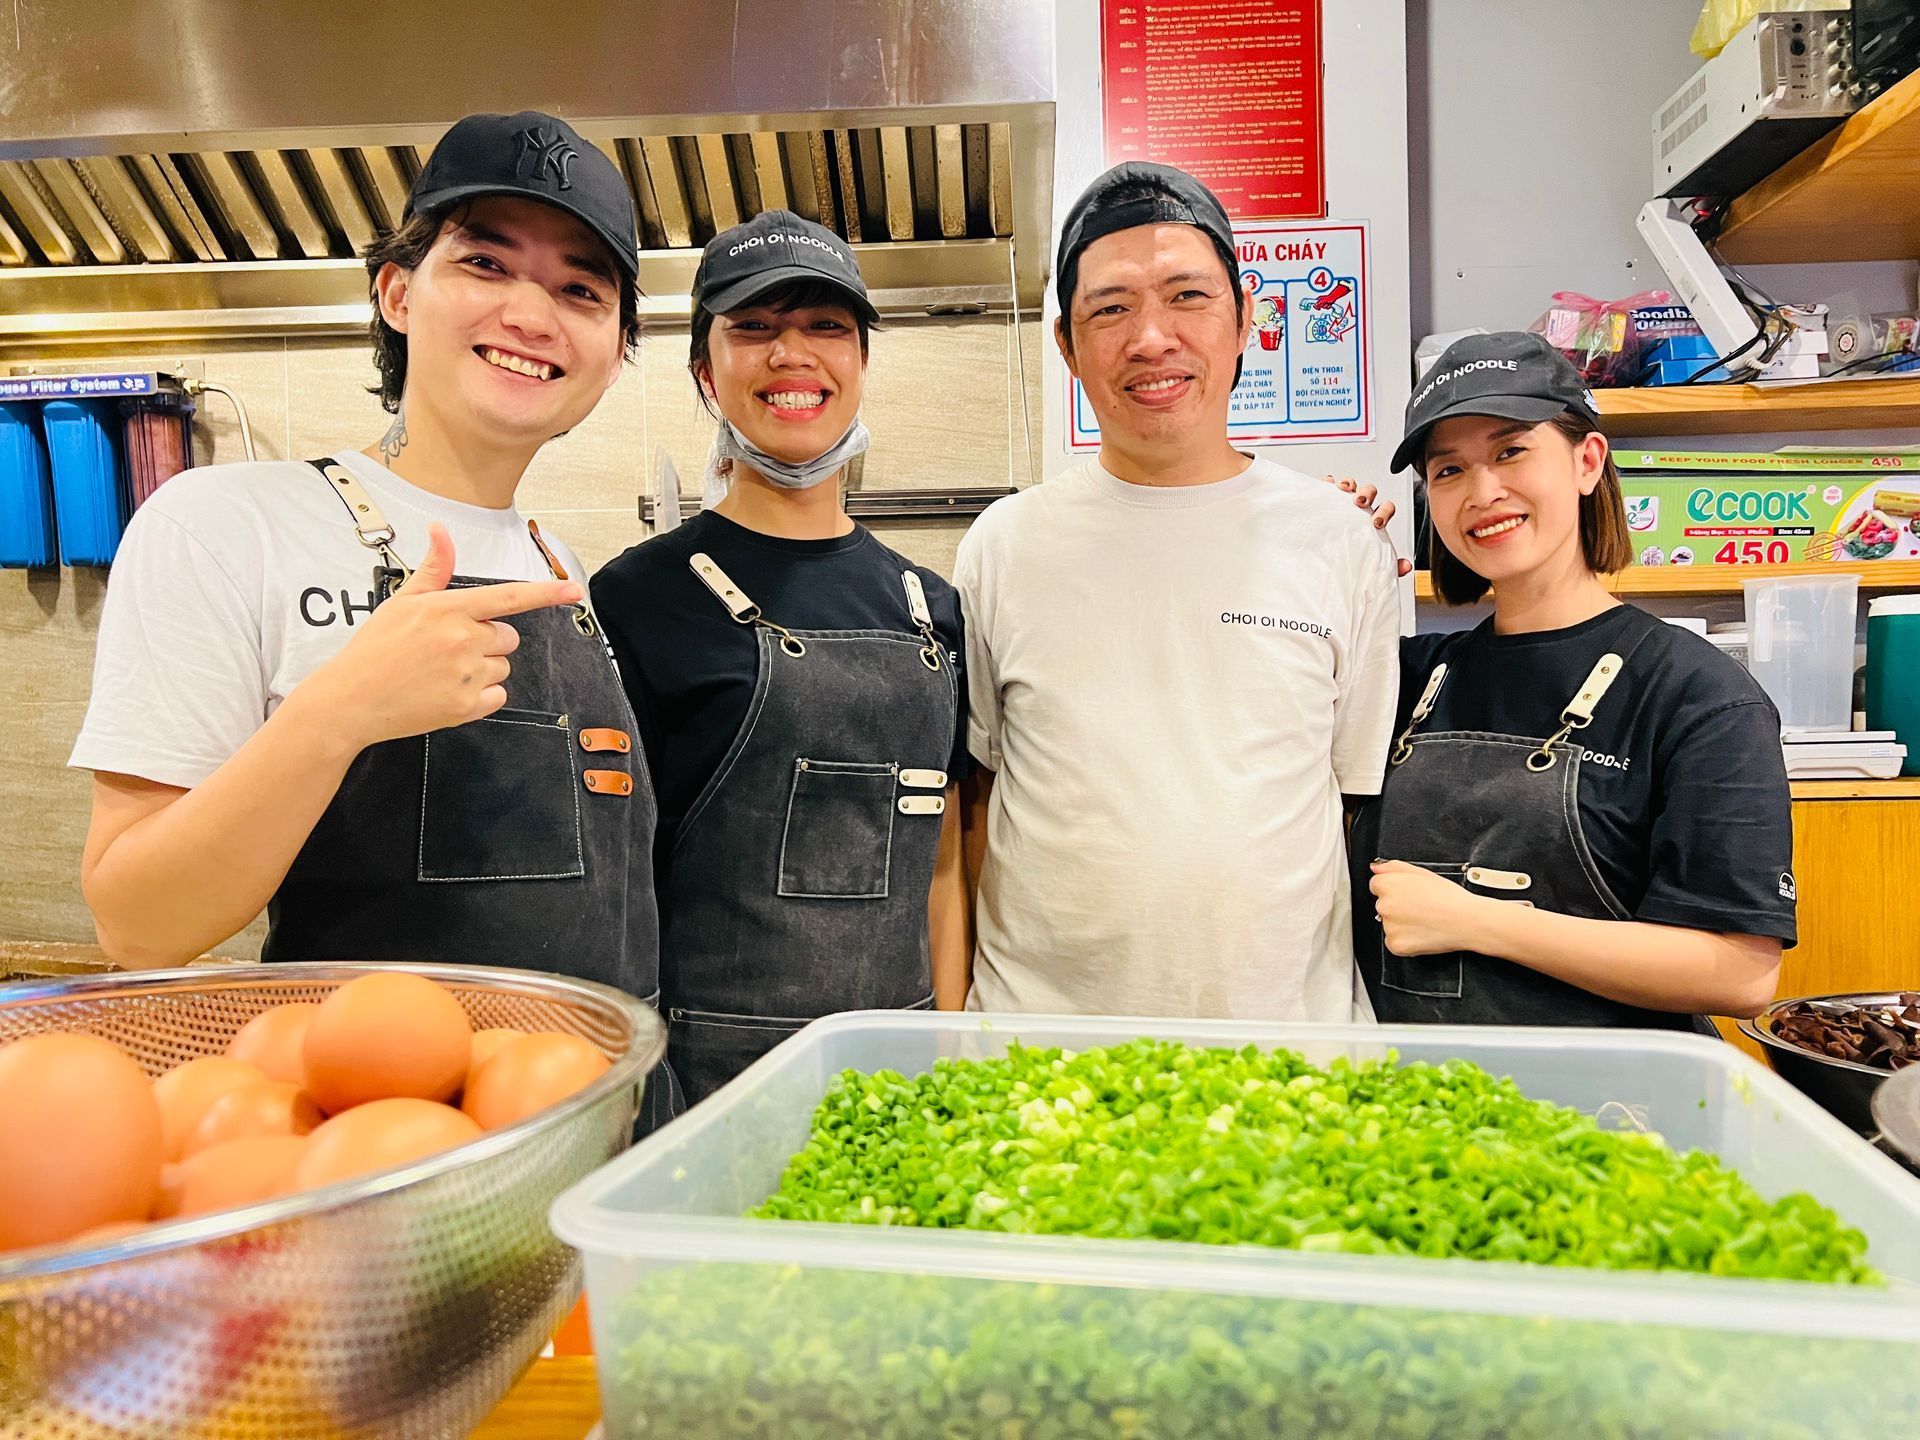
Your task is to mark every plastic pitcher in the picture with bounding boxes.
[1743,574,1859,732]
[1866,595,1920,775]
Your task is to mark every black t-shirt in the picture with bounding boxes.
[590,510,969,849]
[1362,604,1797,945]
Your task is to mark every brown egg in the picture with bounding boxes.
[157,1136,308,1218]
[302,973,472,1114]
[0,1033,164,1252]
[469,1027,522,1078]
[185,1081,323,1155]
[463,1033,611,1130]
[224,1003,320,1086]
[152,1056,269,1162]
[295,1099,482,1190]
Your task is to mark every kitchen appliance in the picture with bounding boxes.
[0,962,665,1440]
[0,0,1054,347]
[1744,572,1860,730]
[1652,11,1860,199]
[1866,594,1920,773]
[1854,0,1920,93]
[554,1011,1920,1440]
[1781,727,1908,778]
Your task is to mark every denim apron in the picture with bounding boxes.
[1352,627,1705,1030]
[658,548,958,1107]
[265,460,668,1123]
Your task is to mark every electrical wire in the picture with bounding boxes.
[1676,260,1798,385]
[1795,349,1915,384]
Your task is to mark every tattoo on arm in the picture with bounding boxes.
[376,408,408,463]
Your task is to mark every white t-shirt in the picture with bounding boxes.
[70,451,587,790]
[954,456,1401,1023]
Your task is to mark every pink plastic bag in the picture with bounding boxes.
[1529,290,1672,386]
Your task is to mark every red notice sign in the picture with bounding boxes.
[1101,0,1326,221]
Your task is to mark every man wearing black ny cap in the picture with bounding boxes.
[1350,330,1789,1030]
[954,163,1401,1024]
[73,112,663,1057]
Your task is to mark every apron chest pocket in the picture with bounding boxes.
[1378,862,1467,999]
[419,708,585,883]
[777,758,896,899]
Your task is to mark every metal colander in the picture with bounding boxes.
[0,962,665,1440]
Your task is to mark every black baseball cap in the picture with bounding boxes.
[1055,162,1237,318]
[406,110,638,279]
[1392,331,1600,474]
[692,209,879,323]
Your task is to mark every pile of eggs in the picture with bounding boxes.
[0,972,611,1255]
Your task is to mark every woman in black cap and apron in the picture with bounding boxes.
[592,211,967,1111]
[1349,332,1794,1030]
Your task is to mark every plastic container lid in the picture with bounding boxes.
[1741,573,1861,590]
[1867,595,1920,617]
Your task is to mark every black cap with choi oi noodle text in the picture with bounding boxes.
[692,208,880,324]
[1392,331,1600,474]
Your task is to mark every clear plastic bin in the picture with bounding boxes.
[552,1014,1920,1439]
[1745,573,1860,731]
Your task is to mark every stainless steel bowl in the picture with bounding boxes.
[1738,992,1912,1135]
[0,962,665,1439]
[1872,1064,1920,1169]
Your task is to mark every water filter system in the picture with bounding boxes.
[0,369,251,568]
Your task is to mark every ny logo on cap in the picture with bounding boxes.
[514,126,578,191]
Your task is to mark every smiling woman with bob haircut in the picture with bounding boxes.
[590,210,969,1116]
[1348,331,1795,1031]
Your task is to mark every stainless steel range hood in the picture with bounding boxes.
[0,0,1053,346]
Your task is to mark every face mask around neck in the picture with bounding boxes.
[712,417,871,491]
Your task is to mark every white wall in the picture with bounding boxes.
[1045,0,1416,569]
[1411,0,1703,338]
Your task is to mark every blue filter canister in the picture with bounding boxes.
[0,404,57,567]
[43,398,129,566]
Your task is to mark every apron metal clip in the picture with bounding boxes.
[1391,663,1449,767]
[1527,652,1624,772]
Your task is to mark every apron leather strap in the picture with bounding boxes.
[689,552,807,657]
[307,458,587,626]
[1527,651,1626,772]
[311,459,411,586]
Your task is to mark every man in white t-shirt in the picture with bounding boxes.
[955,162,1401,1022]
[70,112,661,1018]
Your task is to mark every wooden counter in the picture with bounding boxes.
[1720,776,1920,1057]
[472,1357,600,1439]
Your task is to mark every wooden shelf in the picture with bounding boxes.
[1791,778,1920,801]
[1412,559,1920,601]
[1591,378,1920,437]
[1716,65,1920,265]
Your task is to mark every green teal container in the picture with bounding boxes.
[1866,595,1920,776]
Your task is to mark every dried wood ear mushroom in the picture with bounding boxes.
[1771,995,1920,1072]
